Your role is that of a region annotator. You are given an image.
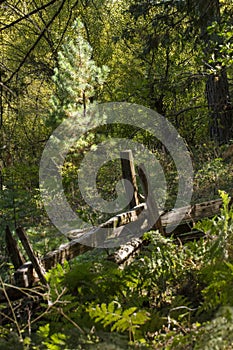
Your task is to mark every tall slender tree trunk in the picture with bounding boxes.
[206,68,232,144]
[198,0,233,144]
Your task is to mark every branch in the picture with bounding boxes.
[0,0,59,32]
[54,0,80,53]
[167,105,207,118]
[4,0,66,84]
[0,82,17,96]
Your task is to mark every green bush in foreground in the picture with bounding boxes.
[0,191,233,349]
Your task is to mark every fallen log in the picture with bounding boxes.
[42,237,91,270]
[13,198,225,285]
[67,203,146,240]
[16,198,233,272]
[106,229,206,266]
[9,204,146,291]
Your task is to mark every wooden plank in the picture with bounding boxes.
[67,203,145,240]
[42,239,91,270]
[5,226,25,270]
[120,150,140,209]
[99,203,145,228]
[160,198,226,235]
[16,227,47,286]
[92,197,231,265]
[137,164,164,234]
[44,203,146,269]
[12,204,147,288]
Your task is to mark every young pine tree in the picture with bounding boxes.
[49,20,109,128]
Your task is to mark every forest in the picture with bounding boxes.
[0,0,233,348]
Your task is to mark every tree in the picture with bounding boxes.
[49,20,109,127]
[125,0,233,144]
[195,0,233,144]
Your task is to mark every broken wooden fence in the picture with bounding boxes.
[1,150,231,302]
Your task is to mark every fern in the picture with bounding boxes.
[199,260,233,314]
[87,301,150,342]
[37,324,67,350]
[195,190,233,261]
[194,307,233,350]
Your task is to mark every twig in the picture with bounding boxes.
[0,0,58,32]
[4,0,66,84]
[0,276,23,340]
[59,308,85,334]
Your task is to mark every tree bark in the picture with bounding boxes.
[120,150,140,209]
[206,69,233,144]
[198,0,233,144]
[5,226,25,270]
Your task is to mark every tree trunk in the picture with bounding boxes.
[206,69,233,144]
[198,0,233,144]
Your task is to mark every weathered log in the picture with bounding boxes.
[107,238,143,265]
[137,164,164,234]
[67,203,145,240]
[5,226,25,270]
[45,212,142,270]
[161,198,229,235]
[120,150,140,209]
[23,198,225,269]
[12,205,147,289]
[42,239,91,270]
[106,197,231,265]
[16,227,47,286]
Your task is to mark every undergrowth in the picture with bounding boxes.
[0,191,233,349]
